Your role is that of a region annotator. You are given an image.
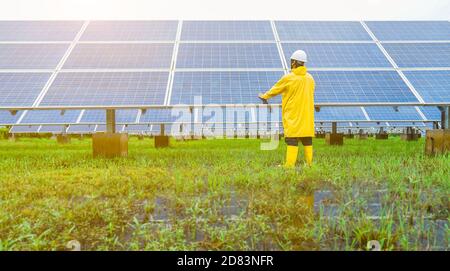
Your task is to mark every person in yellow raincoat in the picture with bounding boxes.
[259,50,315,168]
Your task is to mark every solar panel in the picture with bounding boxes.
[170,71,283,104]
[310,71,418,103]
[39,125,67,133]
[316,107,366,121]
[80,110,138,123]
[0,44,69,69]
[275,21,372,41]
[366,21,450,41]
[63,43,174,69]
[0,73,51,107]
[40,72,169,106]
[281,43,391,68]
[181,21,274,41]
[0,21,83,41]
[176,43,282,68]
[21,110,81,124]
[81,21,178,41]
[382,43,450,68]
[10,125,40,133]
[403,70,450,103]
[419,106,441,121]
[364,106,422,121]
[139,109,188,123]
[67,124,96,133]
[0,110,22,124]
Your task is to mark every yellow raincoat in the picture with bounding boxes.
[261,66,315,138]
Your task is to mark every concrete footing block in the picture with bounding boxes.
[425,129,450,156]
[358,134,369,140]
[401,133,419,141]
[325,133,344,145]
[375,134,389,140]
[155,135,169,148]
[56,134,71,144]
[92,133,128,158]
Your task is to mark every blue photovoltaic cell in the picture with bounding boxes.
[366,21,450,41]
[0,21,83,41]
[10,125,40,133]
[139,109,189,123]
[275,21,372,41]
[181,21,274,41]
[403,70,450,103]
[382,43,450,68]
[310,71,417,103]
[0,44,69,69]
[67,124,96,133]
[364,106,422,121]
[0,110,22,124]
[0,73,51,107]
[316,107,366,121]
[40,72,169,106]
[39,125,67,133]
[63,43,174,69]
[21,110,81,124]
[281,43,392,68]
[81,21,178,41]
[80,110,138,123]
[419,106,441,121]
[170,71,284,105]
[176,43,282,68]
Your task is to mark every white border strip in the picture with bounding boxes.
[164,20,183,105]
[360,107,371,121]
[415,106,428,121]
[270,20,289,72]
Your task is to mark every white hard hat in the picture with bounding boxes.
[290,50,307,63]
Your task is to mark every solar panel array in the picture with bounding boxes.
[1,20,449,132]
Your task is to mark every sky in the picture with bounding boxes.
[0,0,449,20]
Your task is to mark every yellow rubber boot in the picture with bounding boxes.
[284,146,299,168]
[304,146,313,166]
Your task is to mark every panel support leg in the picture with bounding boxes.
[425,106,450,156]
[440,106,450,130]
[326,122,343,145]
[92,109,128,158]
[155,123,169,148]
[375,126,388,140]
[106,109,116,134]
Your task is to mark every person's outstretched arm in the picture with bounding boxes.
[259,75,289,101]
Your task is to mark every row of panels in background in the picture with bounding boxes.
[0,106,442,126]
[1,21,449,41]
[5,121,430,135]
[0,70,448,108]
[1,42,449,69]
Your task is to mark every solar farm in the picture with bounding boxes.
[0,20,449,251]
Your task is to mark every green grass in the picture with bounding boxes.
[0,136,448,251]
